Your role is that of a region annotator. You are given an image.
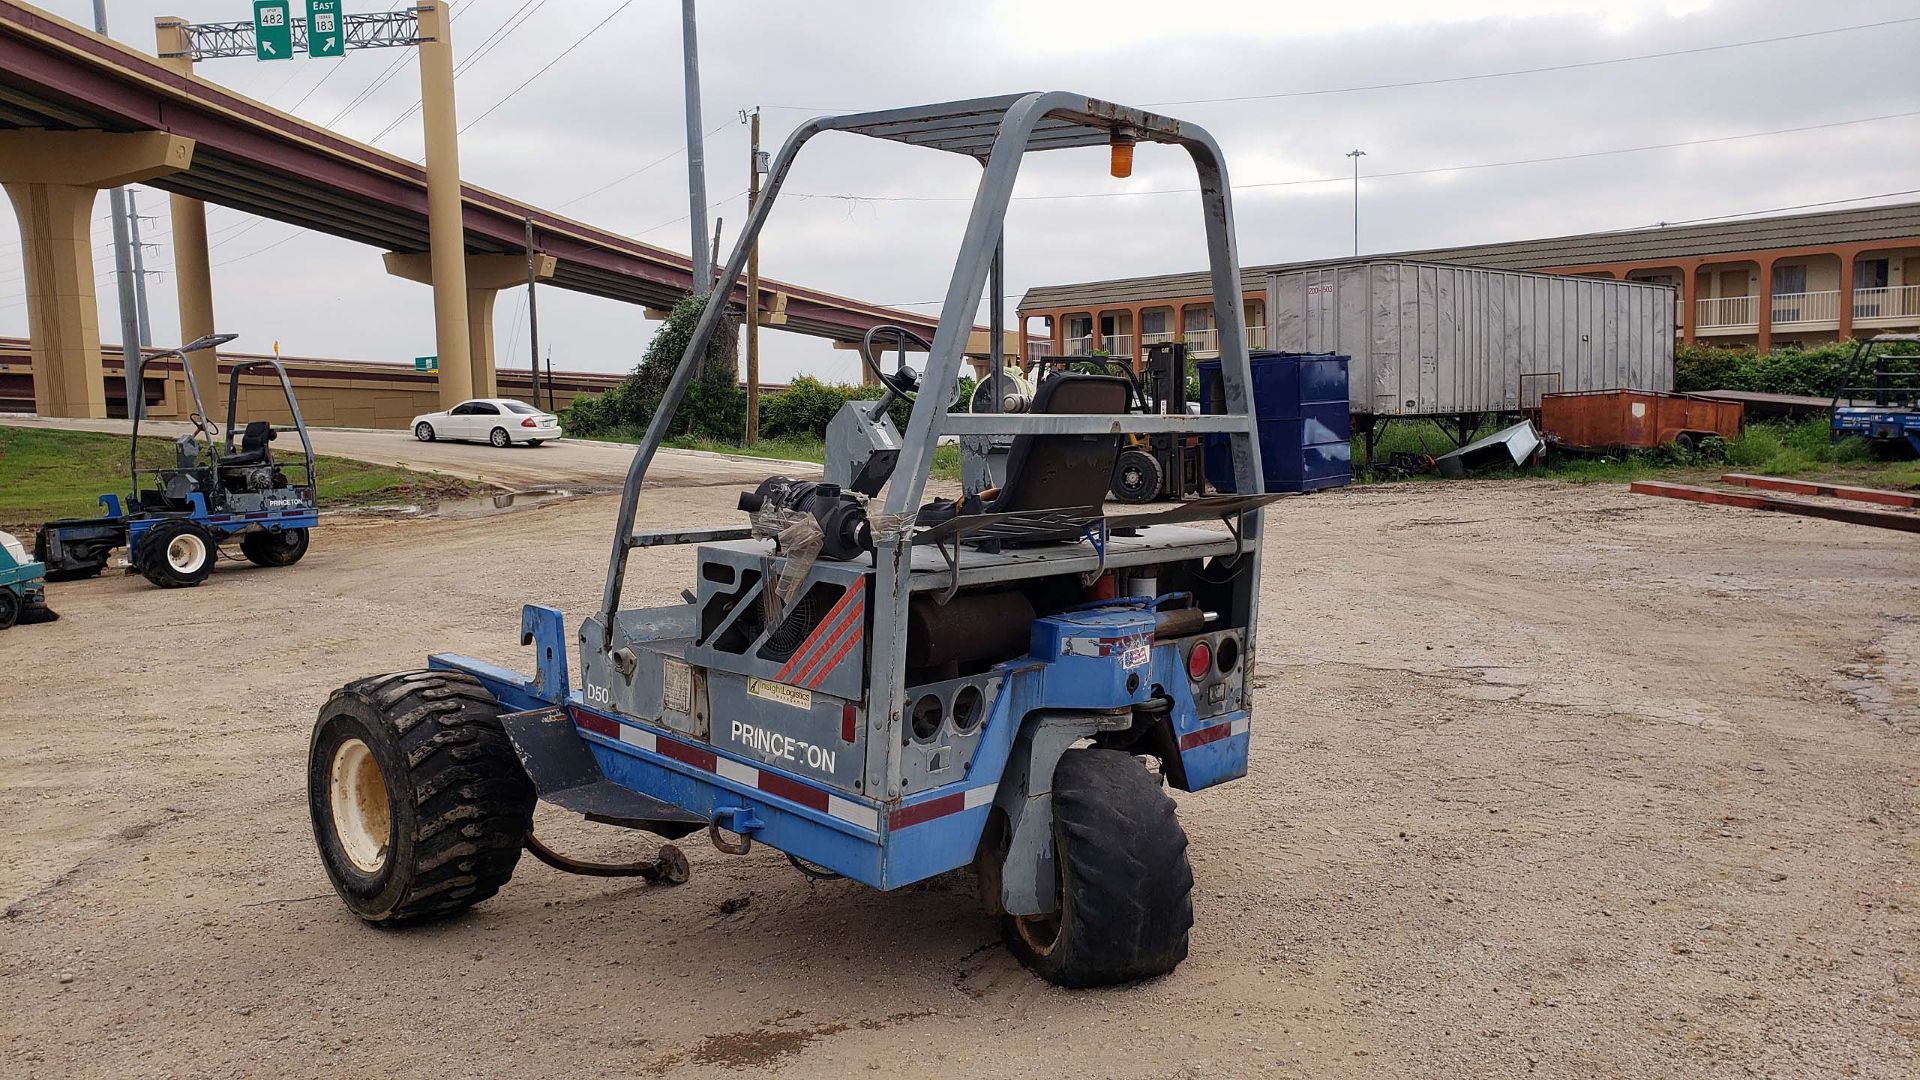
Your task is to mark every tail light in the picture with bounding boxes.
[1186,640,1212,681]
[521,418,537,428]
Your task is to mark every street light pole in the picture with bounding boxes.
[680,0,710,296]
[1346,148,1366,258]
[743,106,764,445]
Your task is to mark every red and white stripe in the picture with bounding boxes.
[887,784,996,831]
[773,586,865,690]
[570,705,879,831]
[1177,714,1251,752]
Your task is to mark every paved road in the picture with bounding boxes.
[0,416,814,490]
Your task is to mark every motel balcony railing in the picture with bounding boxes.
[1853,284,1920,324]
[1698,287,1920,331]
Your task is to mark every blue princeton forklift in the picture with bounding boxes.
[1830,333,1920,456]
[306,93,1280,987]
[35,333,319,589]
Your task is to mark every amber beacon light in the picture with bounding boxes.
[1109,127,1136,178]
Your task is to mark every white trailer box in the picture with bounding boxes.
[1267,260,1675,419]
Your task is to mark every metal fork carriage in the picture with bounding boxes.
[307,93,1276,987]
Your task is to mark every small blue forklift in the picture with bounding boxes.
[307,94,1278,987]
[1830,333,1920,456]
[35,333,319,589]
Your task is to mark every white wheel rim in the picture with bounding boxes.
[166,533,207,573]
[329,738,391,873]
[417,424,431,440]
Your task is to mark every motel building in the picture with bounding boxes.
[1017,200,1920,365]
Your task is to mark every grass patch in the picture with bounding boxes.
[0,427,485,532]
[1354,416,1920,488]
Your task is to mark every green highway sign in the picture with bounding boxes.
[252,1,292,61]
[415,356,438,372]
[307,0,344,58]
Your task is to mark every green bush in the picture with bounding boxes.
[1674,339,1919,397]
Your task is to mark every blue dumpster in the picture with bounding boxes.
[1198,351,1352,494]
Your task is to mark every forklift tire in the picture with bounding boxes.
[134,520,217,589]
[308,670,535,926]
[241,527,310,568]
[1002,748,1194,988]
[1110,449,1163,504]
[0,590,17,630]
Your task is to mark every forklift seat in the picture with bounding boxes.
[918,373,1130,527]
[219,421,277,468]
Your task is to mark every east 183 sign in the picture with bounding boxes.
[307,0,344,58]
[252,1,291,60]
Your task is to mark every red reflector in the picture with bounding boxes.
[1187,641,1212,681]
[521,417,537,427]
[841,703,858,742]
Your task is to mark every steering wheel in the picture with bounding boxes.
[188,411,221,445]
[859,325,932,401]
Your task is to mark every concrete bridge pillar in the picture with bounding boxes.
[0,131,194,418]
[384,251,557,401]
[156,16,220,399]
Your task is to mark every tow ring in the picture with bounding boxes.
[709,807,763,855]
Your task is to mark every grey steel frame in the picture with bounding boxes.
[130,343,317,503]
[595,92,1266,801]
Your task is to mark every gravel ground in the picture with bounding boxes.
[2,479,1914,1079]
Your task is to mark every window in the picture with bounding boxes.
[1858,259,1890,290]
[1771,264,1806,296]
[1141,308,1170,336]
[450,402,474,415]
[469,402,500,415]
[502,401,538,414]
[1183,304,1214,333]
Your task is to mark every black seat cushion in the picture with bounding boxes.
[986,373,1129,514]
[917,373,1130,529]
[219,421,275,468]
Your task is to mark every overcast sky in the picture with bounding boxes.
[5,0,1919,384]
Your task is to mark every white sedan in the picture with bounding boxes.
[411,398,562,448]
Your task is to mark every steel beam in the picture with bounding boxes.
[1631,480,1920,533]
[1719,473,1920,508]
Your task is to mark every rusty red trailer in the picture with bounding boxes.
[1540,390,1744,452]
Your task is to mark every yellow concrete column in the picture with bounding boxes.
[0,130,194,418]
[384,251,556,399]
[415,0,474,408]
[156,16,219,397]
[4,182,105,417]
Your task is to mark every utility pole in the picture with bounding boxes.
[743,106,764,445]
[680,0,710,295]
[524,217,545,410]
[93,1,145,417]
[127,187,153,346]
[1346,148,1366,258]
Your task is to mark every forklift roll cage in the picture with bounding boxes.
[589,94,1267,803]
[127,333,317,503]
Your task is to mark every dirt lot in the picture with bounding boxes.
[3,479,1915,1079]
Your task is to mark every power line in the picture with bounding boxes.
[557,119,732,209]
[458,0,639,135]
[787,108,1920,205]
[1143,17,1920,107]
[363,0,550,145]
[759,15,1920,116]
[1642,188,1920,229]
